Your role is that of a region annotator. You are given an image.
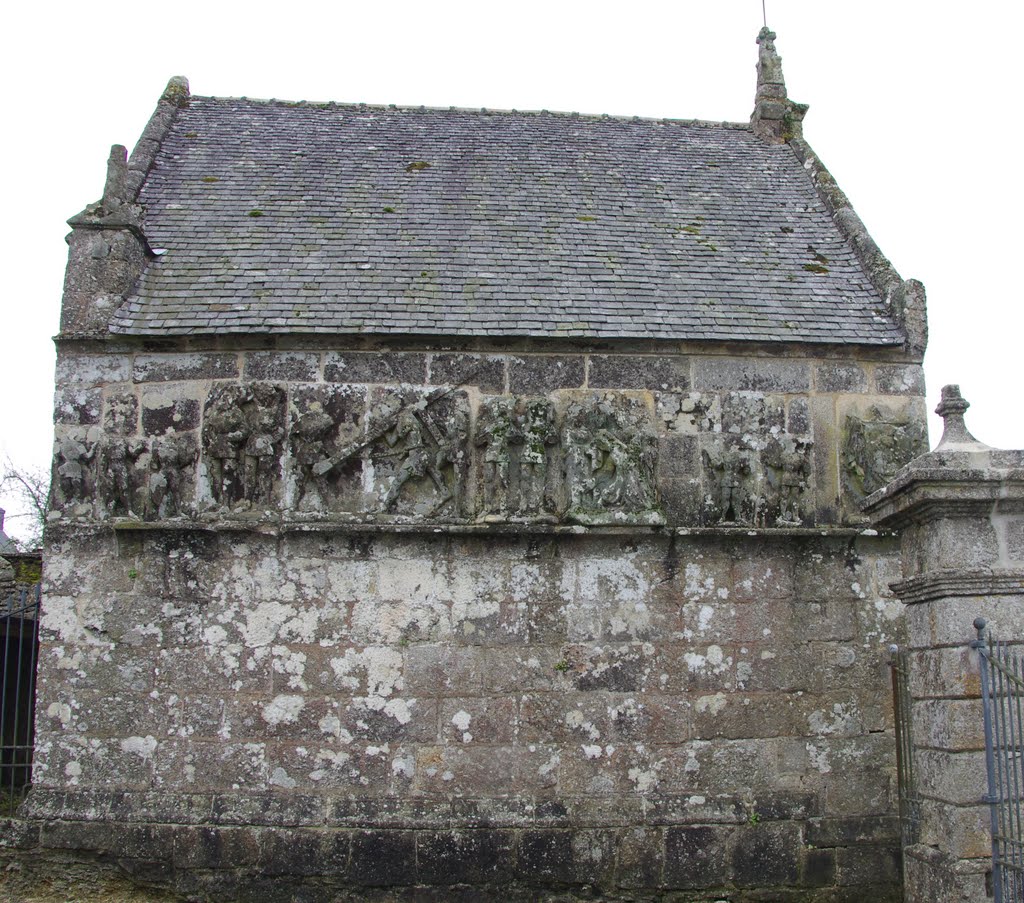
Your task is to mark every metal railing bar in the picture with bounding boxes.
[22,590,40,804]
[0,584,41,816]
[1,595,14,815]
[975,620,1005,902]
[1011,645,1024,887]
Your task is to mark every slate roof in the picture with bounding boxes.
[110,97,904,344]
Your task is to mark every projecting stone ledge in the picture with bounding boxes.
[862,385,1024,544]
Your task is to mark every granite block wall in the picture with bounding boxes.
[19,342,927,899]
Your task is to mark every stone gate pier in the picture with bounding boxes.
[865,385,1024,902]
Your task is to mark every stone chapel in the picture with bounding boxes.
[18,28,939,901]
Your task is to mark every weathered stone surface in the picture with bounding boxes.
[56,353,132,388]
[171,826,261,870]
[429,353,505,393]
[244,351,321,382]
[663,825,726,888]
[141,394,200,435]
[54,387,102,425]
[133,353,239,383]
[325,351,427,384]
[816,363,867,393]
[349,831,416,885]
[103,393,139,435]
[730,822,801,886]
[874,363,926,396]
[417,830,515,885]
[507,355,585,394]
[38,339,938,901]
[589,355,689,392]
[694,358,810,393]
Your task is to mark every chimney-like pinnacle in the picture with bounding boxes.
[102,144,129,212]
[751,27,808,144]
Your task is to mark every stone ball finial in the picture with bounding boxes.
[757,26,777,46]
[935,384,984,450]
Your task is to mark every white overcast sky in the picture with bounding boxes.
[1,1,1021,541]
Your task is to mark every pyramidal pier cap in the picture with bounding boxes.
[751,27,808,144]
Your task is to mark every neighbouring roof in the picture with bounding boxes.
[109,96,904,345]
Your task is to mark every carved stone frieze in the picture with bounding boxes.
[289,385,366,514]
[700,393,813,527]
[702,434,812,527]
[202,384,286,511]
[366,388,471,518]
[98,438,147,517]
[562,393,662,526]
[841,407,927,503]
[53,435,97,513]
[65,377,898,530]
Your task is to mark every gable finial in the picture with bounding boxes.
[751,28,808,144]
[934,384,987,450]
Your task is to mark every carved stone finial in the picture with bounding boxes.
[934,384,983,450]
[102,144,129,212]
[162,76,191,107]
[751,29,808,144]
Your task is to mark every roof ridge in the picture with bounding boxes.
[188,94,753,130]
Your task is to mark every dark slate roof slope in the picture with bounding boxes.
[111,97,903,344]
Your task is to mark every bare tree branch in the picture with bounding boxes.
[0,456,50,550]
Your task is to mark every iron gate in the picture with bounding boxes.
[1,583,40,816]
[889,644,921,857]
[973,617,1024,902]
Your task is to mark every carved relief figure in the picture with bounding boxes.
[55,436,96,511]
[476,397,516,517]
[292,405,336,512]
[380,409,449,512]
[842,409,927,502]
[562,393,663,526]
[601,428,657,511]
[202,390,248,509]
[243,384,286,508]
[563,401,600,511]
[100,438,147,516]
[703,443,754,524]
[202,384,286,511]
[147,436,197,519]
[517,398,557,515]
[764,436,812,525]
[702,434,812,527]
[430,405,470,516]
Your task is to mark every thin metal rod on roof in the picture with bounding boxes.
[762,0,767,27]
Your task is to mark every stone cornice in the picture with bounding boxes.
[43,516,887,542]
[891,569,1024,605]
[863,451,1024,530]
